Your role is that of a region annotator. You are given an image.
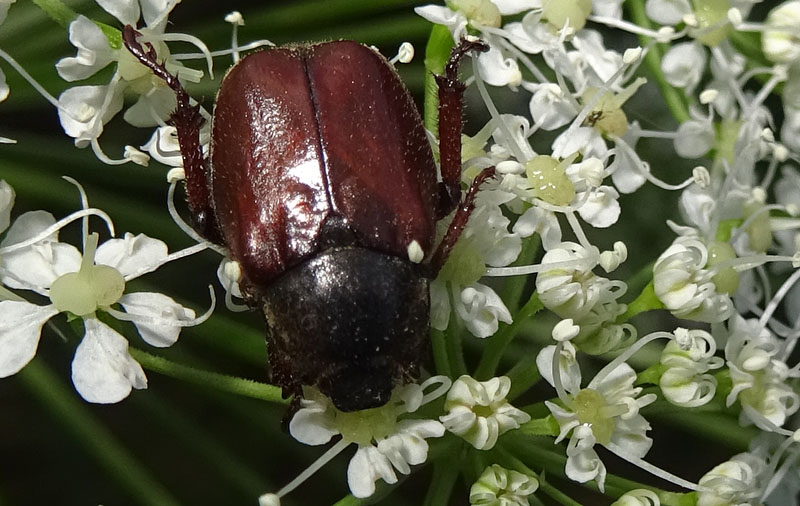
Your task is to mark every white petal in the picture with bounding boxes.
[526,83,577,130]
[56,16,117,82]
[347,446,396,498]
[1,212,81,291]
[644,0,691,25]
[0,0,15,25]
[142,126,184,167]
[414,5,464,30]
[95,232,168,277]
[71,318,147,403]
[288,400,338,446]
[661,42,706,91]
[118,292,195,347]
[493,0,540,15]
[476,46,522,87]
[140,0,179,30]
[577,186,621,228]
[674,119,715,158]
[123,86,177,127]
[96,0,140,25]
[58,85,124,146]
[0,66,7,103]
[0,301,57,377]
[0,179,14,234]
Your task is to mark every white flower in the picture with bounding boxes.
[697,453,768,506]
[661,42,706,92]
[469,464,539,506]
[723,316,799,431]
[611,489,660,506]
[0,179,14,235]
[675,115,715,159]
[659,328,724,407]
[288,377,450,499]
[0,210,206,402]
[538,345,655,491]
[440,375,530,450]
[644,0,691,25]
[535,242,606,320]
[762,1,800,64]
[455,284,514,338]
[653,235,733,323]
[57,84,124,148]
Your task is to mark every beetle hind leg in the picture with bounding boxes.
[122,26,222,244]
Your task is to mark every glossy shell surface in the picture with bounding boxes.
[210,41,438,289]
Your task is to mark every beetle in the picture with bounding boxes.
[123,26,494,412]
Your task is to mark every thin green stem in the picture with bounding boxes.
[129,348,288,404]
[132,394,265,497]
[18,360,181,506]
[619,280,663,322]
[423,24,454,133]
[446,321,468,377]
[626,0,690,124]
[503,235,541,314]
[431,329,453,377]
[474,292,543,380]
[31,0,76,28]
[331,496,362,506]
[423,460,460,506]
[506,353,541,400]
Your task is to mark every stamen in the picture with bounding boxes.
[165,180,226,255]
[122,242,209,281]
[552,341,572,406]
[154,33,215,80]
[0,208,115,255]
[759,268,800,332]
[224,11,244,63]
[106,285,216,327]
[588,331,674,389]
[0,47,61,109]
[604,441,704,491]
[260,438,351,502]
[472,58,530,162]
[171,39,274,61]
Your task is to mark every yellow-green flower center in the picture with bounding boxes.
[335,404,398,446]
[572,388,619,445]
[692,0,731,46]
[447,0,501,27]
[542,0,592,32]
[707,241,739,294]
[525,155,576,206]
[49,233,125,317]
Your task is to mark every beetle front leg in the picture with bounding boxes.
[435,38,489,219]
[431,165,496,274]
[122,26,222,244]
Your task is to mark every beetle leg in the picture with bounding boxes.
[431,166,496,274]
[435,37,489,219]
[122,25,222,243]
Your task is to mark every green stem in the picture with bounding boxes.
[431,329,452,377]
[506,353,541,400]
[618,280,663,322]
[474,292,543,380]
[626,0,690,124]
[423,24,455,133]
[518,416,560,438]
[129,348,288,404]
[132,394,265,497]
[446,321,468,377]
[31,0,76,28]
[423,460,460,506]
[18,360,181,506]
[331,496,362,506]
[503,234,541,314]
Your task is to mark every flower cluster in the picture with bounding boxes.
[3,0,800,504]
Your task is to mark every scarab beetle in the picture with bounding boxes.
[123,27,494,412]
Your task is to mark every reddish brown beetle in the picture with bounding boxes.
[123,27,494,412]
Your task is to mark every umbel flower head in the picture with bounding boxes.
[260,376,452,503]
[440,375,531,450]
[0,180,210,402]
